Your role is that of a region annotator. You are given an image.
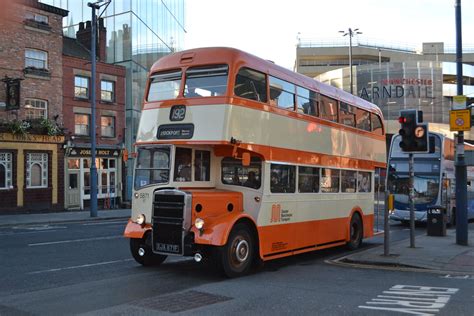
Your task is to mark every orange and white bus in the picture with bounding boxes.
[124,47,386,277]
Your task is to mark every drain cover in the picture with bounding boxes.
[134,290,232,313]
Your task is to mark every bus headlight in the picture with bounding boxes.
[195,218,205,230]
[136,214,146,225]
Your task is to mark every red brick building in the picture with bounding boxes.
[0,0,68,213]
[62,21,126,210]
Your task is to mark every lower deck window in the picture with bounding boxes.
[221,156,262,189]
[271,164,295,193]
[321,168,339,193]
[358,171,371,192]
[174,147,212,182]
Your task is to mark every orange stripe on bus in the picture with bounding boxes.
[257,214,373,260]
[135,140,386,170]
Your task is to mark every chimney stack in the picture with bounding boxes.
[75,18,107,62]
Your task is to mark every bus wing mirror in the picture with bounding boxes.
[242,153,251,166]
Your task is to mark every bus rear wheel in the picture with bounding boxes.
[130,234,167,266]
[346,213,363,250]
[217,223,255,278]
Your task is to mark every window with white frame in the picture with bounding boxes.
[75,76,89,99]
[25,99,48,119]
[26,12,49,24]
[0,152,13,189]
[75,114,90,136]
[101,116,115,137]
[101,80,115,102]
[25,49,48,69]
[26,153,48,188]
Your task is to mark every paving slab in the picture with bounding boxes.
[334,225,474,275]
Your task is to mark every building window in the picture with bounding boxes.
[0,152,13,189]
[75,76,89,99]
[25,99,47,120]
[26,12,49,24]
[101,80,115,102]
[25,49,47,69]
[101,116,115,137]
[26,153,48,188]
[75,114,90,136]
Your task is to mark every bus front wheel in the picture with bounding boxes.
[217,223,255,278]
[130,235,167,266]
[346,213,363,250]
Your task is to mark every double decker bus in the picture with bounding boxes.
[388,131,474,225]
[124,47,386,277]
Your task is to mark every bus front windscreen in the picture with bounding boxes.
[148,70,182,102]
[389,174,440,205]
[134,146,171,190]
[184,65,228,97]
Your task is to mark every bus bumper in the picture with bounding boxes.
[389,209,427,223]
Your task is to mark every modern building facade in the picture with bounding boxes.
[40,0,186,199]
[0,0,68,213]
[296,40,474,138]
[63,22,126,210]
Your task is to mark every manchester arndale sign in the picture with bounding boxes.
[359,77,434,101]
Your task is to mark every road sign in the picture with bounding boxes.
[452,95,467,110]
[450,109,471,131]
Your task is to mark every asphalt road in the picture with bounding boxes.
[0,220,472,315]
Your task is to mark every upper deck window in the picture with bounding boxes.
[296,87,318,116]
[340,102,356,127]
[371,113,383,135]
[320,95,338,122]
[148,69,182,102]
[269,76,295,110]
[184,65,228,98]
[234,68,267,102]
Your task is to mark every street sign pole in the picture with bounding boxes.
[455,0,468,245]
[409,153,415,248]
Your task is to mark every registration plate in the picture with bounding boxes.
[155,242,180,253]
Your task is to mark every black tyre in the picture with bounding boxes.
[130,234,167,266]
[346,213,363,250]
[217,223,255,278]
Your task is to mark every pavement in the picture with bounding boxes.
[332,224,474,275]
[1,209,473,275]
[0,208,131,227]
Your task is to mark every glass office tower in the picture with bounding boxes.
[41,0,186,198]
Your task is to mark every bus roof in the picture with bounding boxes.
[149,47,383,118]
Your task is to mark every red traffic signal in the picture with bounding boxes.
[398,110,429,153]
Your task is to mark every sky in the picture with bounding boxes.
[184,0,474,70]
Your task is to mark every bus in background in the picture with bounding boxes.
[388,131,474,225]
[124,47,386,277]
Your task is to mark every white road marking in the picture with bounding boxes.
[28,259,134,274]
[0,230,63,236]
[82,221,126,226]
[13,225,67,230]
[28,235,123,247]
[441,274,474,280]
[359,285,458,315]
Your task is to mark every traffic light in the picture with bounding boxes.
[398,109,429,153]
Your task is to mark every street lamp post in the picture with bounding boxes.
[339,28,362,95]
[88,0,110,218]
